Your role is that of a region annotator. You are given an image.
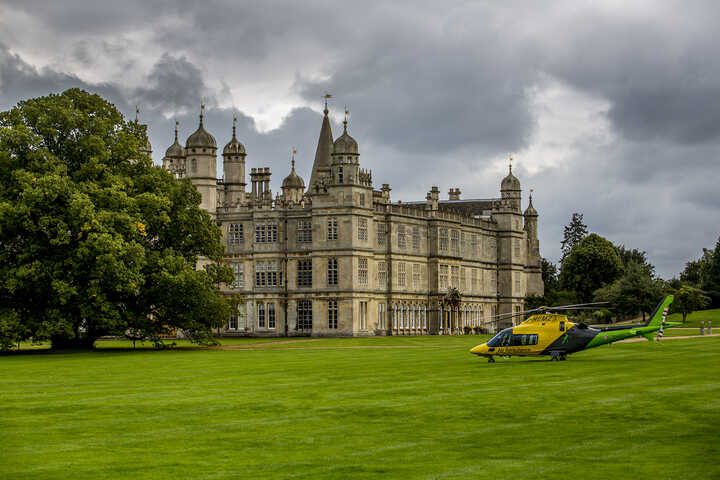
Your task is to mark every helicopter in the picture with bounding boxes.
[470,295,677,362]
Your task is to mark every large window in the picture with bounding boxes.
[297,300,313,330]
[451,230,460,255]
[358,218,368,241]
[439,228,449,252]
[228,223,243,245]
[359,301,368,330]
[377,222,386,247]
[397,262,406,288]
[297,260,312,287]
[327,217,338,240]
[231,262,243,289]
[378,261,387,288]
[471,268,478,293]
[255,223,278,243]
[412,226,420,249]
[255,261,282,287]
[297,219,312,243]
[412,263,420,290]
[258,303,265,328]
[338,167,344,184]
[397,225,406,248]
[229,304,247,331]
[515,274,521,291]
[268,303,276,329]
[460,267,467,291]
[439,265,449,290]
[358,258,368,286]
[378,303,386,329]
[514,238,521,256]
[451,266,459,288]
[327,258,338,286]
[471,234,478,255]
[328,300,338,329]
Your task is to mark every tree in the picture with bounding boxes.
[0,89,232,350]
[560,213,588,263]
[701,236,720,307]
[672,285,709,323]
[541,258,559,292]
[615,245,655,278]
[593,261,664,321]
[560,233,623,302]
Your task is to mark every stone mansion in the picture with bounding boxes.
[155,104,543,336]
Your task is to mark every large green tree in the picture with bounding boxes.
[0,89,232,350]
[672,285,710,323]
[560,233,623,302]
[593,261,665,321]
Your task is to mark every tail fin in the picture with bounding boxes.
[647,295,674,328]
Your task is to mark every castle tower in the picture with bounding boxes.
[185,105,217,215]
[162,121,186,178]
[222,116,247,206]
[307,96,334,193]
[330,109,359,185]
[524,190,544,296]
[494,158,526,326]
[281,151,305,204]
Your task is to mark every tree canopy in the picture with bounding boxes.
[0,88,232,350]
[560,233,623,302]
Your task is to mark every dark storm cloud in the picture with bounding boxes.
[133,53,215,115]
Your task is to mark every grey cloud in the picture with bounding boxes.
[133,53,214,115]
[1,1,720,279]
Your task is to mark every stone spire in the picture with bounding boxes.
[307,94,334,193]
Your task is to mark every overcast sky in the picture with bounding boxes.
[1,0,718,278]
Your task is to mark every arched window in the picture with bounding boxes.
[190,158,197,174]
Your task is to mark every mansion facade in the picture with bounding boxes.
[155,104,543,336]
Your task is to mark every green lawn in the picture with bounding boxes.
[667,308,720,327]
[1,336,719,479]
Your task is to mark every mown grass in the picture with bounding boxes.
[667,308,720,327]
[1,336,718,479]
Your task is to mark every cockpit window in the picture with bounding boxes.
[487,329,512,347]
[488,331,539,347]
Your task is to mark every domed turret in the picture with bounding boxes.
[162,121,186,177]
[222,117,247,207]
[282,153,305,204]
[186,107,217,149]
[186,106,217,215]
[333,118,358,155]
[524,191,538,217]
[223,122,246,155]
[164,123,185,158]
[282,158,305,189]
[501,164,521,192]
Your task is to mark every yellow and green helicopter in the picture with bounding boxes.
[470,296,676,362]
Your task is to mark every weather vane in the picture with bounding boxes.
[135,106,140,122]
[323,93,332,110]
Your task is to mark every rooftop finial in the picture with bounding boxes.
[529,188,534,203]
[135,106,140,122]
[200,104,205,126]
[509,156,513,174]
[323,93,332,114]
[174,120,179,142]
[291,148,297,171]
[343,106,349,133]
[232,115,237,139]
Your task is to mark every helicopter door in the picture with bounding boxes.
[559,321,565,332]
